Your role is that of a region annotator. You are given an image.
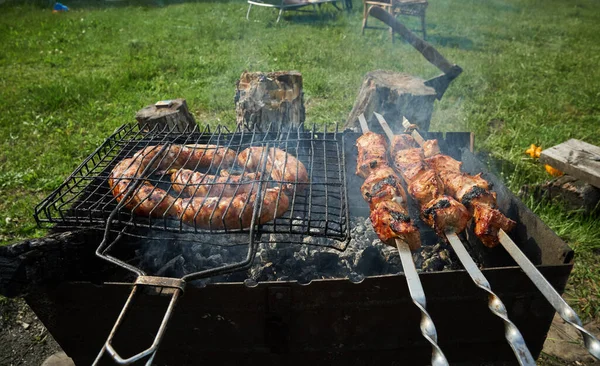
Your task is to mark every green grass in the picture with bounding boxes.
[0,0,599,321]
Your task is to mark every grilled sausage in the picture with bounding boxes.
[236,147,309,193]
[109,145,290,229]
[108,157,178,217]
[175,187,289,230]
[170,168,262,198]
[134,144,237,172]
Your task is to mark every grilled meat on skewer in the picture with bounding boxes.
[356,132,421,250]
[356,132,390,178]
[388,144,470,236]
[361,167,407,208]
[423,144,516,248]
[360,167,421,250]
[370,200,421,250]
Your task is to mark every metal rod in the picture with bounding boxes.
[377,111,534,364]
[445,232,535,366]
[358,113,448,366]
[93,279,184,365]
[396,239,448,366]
[499,230,600,360]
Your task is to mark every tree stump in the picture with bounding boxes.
[135,98,197,132]
[235,71,305,132]
[345,70,437,133]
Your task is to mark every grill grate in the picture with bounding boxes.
[34,122,350,250]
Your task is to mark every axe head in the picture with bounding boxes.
[425,65,463,100]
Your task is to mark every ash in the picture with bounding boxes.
[133,217,462,287]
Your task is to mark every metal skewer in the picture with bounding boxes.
[499,230,600,360]
[398,115,600,361]
[375,112,535,366]
[358,114,449,366]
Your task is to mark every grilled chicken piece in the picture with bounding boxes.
[369,200,421,250]
[422,139,441,158]
[425,154,462,174]
[361,167,407,208]
[356,132,390,178]
[472,203,516,247]
[421,196,470,236]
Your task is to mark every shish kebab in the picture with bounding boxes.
[356,114,448,366]
[375,113,535,365]
[400,118,600,360]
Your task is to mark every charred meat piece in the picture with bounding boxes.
[356,132,390,178]
[369,200,421,250]
[422,196,470,236]
[437,171,493,205]
[388,137,472,237]
[472,203,516,248]
[361,167,407,208]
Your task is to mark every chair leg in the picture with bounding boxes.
[421,15,426,40]
[246,3,253,20]
[277,7,284,22]
[362,4,369,35]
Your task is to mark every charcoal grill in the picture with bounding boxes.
[0,126,586,365]
[33,122,351,364]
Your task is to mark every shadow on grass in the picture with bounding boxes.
[427,34,476,51]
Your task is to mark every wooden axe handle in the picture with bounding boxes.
[369,6,454,74]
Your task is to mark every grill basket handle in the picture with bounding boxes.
[93,277,185,366]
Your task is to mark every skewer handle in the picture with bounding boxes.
[396,239,449,366]
[499,230,600,360]
[445,232,535,365]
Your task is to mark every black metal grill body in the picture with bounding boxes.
[2,131,574,365]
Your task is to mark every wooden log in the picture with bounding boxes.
[135,98,197,133]
[540,139,600,189]
[235,71,305,132]
[345,70,437,133]
[518,175,600,213]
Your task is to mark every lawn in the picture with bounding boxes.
[0,0,599,326]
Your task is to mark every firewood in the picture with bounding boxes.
[235,71,305,132]
[345,70,437,133]
[135,98,197,132]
